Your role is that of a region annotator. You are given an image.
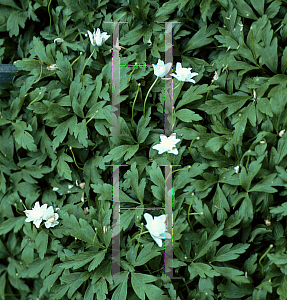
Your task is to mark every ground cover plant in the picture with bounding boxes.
[1,0,287,299]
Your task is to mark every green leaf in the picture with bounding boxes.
[188,262,220,281]
[30,36,55,65]
[256,98,273,117]
[7,10,28,37]
[134,243,161,266]
[265,0,281,19]
[0,217,25,234]
[259,22,278,73]
[21,256,56,279]
[57,151,73,181]
[131,272,164,300]
[111,272,129,300]
[270,202,287,216]
[0,0,21,9]
[136,112,151,143]
[155,0,178,17]
[211,265,250,284]
[233,0,258,19]
[56,50,70,84]
[94,278,108,300]
[194,222,224,260]
[105,144,139,162]
[35,230,49,260]
[73,119,88,147]
[212,183,230,221]
[147,161,165,200]
[205,136,228,152]
[183,24,217,53]
[211,243,250,262]
[249,173,277,193]
[61,211,95,244]
[12,121,37,152]
[52,116,77,150]
[251,0,264,16]
[120,24,144,46]
[282,46,287,74]
[175,108,202,122]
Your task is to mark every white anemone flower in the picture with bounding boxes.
[87,28,110,47]
[170,62,198,83]
[24,201,48,228]
[46,64,58,71]
[152,133,181,155]
[42,206,59,228]
[234,166,240,173]
[144,213,172,247]
[54,38,64,43]
[152,59,172,78]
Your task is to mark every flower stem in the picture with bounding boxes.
[165,166,191,183]
[20,199,27,210]
[81,46,96,87]
[127,230,149,247]
[259,244,273,276]
[48,0,53,41]
[28,91,42,106]
[67,52,83,85]
[131,83,141,127]
[143,76,158,117]
[69,146,91,178]
[187,193,195,230]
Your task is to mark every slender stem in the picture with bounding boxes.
[20,199,27,210]
[81,46,96,87]
[126,230,149,247]
[28,92,42,106]
[48,0,53,41]
[165,166,191,183]
[187,193,194,230]
[246,155,250,172]
[143,76,159,117]
[131,83,141,127]
[86,110,99,126]
[67,52,83,85]
[259,244,273,276]
[205,81,213,101]
[69,146,91,178]
[34,63,43,84]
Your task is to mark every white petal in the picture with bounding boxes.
[152,235,163,247]
[144,213,153,229]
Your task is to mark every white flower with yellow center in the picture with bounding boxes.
[152,133,181,155]
[170,62,198,83]
[144,213,172,247]
[87,28,110,47]
[24,202,48,228]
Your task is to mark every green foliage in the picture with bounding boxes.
[1,0,287,299]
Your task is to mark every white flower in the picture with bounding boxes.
[152,133,180,155]
[213,71,219,81]
[42,206,59,228]
[144,213,172,247]
[46,64,58,71]
[54,38,64,43]
[24,201,48,228]
[234,166,240,173]
[152,59,172,78]
[53,187,59,191]
[147,38,152,46]
[279,129,285,137]
[68,184,73,189]
[170,62,198,83]
[87,28,110,47]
